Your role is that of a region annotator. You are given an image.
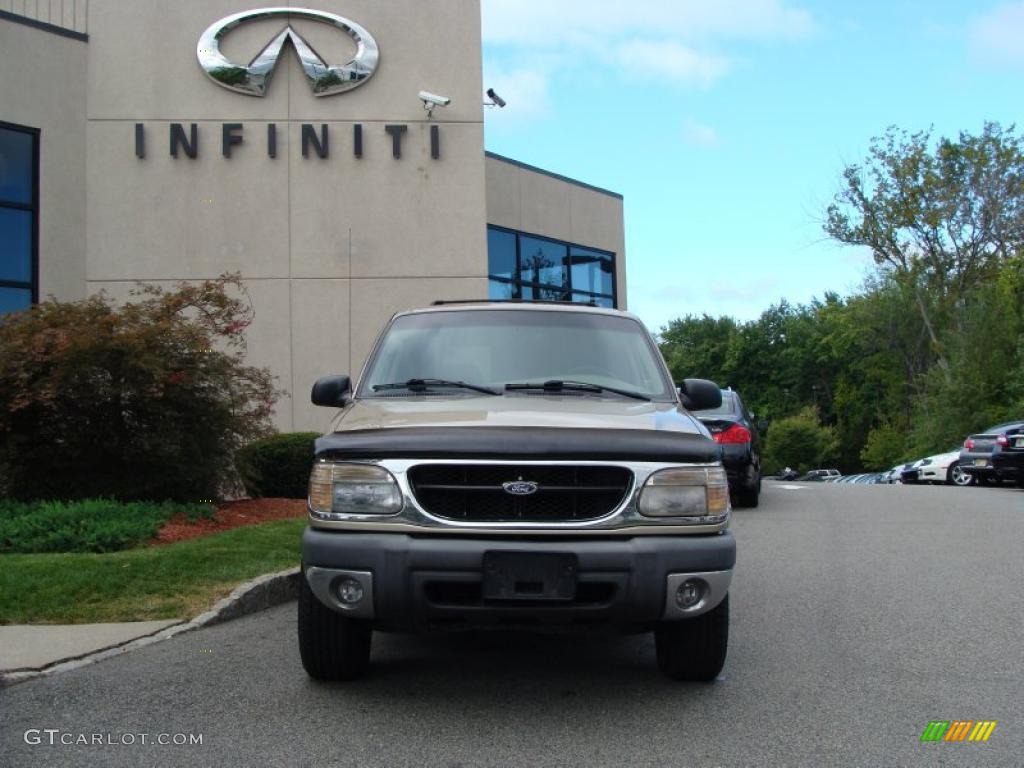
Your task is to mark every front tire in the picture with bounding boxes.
[949,464,973,486]
[298,570,372,681]
[655,595,729,682]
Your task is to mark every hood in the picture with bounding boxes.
[314,395,720,463]
[329,395,708,436]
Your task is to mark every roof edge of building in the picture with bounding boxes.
[0,9,89,42]
[484,151,623,201]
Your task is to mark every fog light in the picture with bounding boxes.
[676,579,705,609]
[336,578,364,605]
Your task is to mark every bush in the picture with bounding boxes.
[0,498,214,553]
[235,432,320,499]
[763,407,840,475]
[0,275,283,502]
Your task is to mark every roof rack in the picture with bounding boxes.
[431,299,600,308]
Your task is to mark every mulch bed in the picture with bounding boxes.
[149,498,307,546]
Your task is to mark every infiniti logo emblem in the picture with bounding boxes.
[502,480,539,496]
[197,7,380,97]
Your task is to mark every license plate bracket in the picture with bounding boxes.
[974,458,989,467]
[482,552,578,601]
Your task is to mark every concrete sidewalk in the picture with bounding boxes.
[0,621,182,672]
[1,568,300,685]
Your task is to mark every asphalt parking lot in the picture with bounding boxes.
[2,482,1022,767]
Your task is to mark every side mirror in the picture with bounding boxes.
[311,375,352,408]
[757,418,769,433]
[678,378,721,411]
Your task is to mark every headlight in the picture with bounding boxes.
[309,462,403,517]
[638,466,730,523]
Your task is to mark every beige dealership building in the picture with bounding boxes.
[0,1,626,431]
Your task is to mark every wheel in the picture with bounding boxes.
[655,595,729,682]
[735,484,759,508]
[298,569,372,681]
[949,464,973,487]
[732,467,760,508]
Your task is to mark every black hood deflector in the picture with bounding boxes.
[316,427,721,463]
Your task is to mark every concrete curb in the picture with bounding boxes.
[1,567,300,687]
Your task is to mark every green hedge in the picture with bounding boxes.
[235,432,320,499]
[0,498,214,554]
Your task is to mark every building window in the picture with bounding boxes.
[0,122,39,316]
[487,226,616,308]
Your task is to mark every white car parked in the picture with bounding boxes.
[916,450,972,486]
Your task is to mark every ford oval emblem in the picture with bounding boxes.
[502,480,539,496]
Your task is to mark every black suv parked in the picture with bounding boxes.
[960,421,1024,487]
[692,389,762,507]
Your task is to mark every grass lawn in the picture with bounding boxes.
[0,518,306,624]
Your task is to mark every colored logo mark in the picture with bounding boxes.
[921,721,997,742]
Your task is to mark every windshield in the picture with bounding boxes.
[359,309,676,400]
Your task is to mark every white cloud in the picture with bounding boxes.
[482,0,815,46]
[482,0,813,99]
[651,282,699,303]
[682,118,722,147]
[616,41,730,87]
[969,2,1024,68]
[639,275,780,314]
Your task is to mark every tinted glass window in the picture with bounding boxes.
[361,310,674,400]
[570,247,614,295]
[0,287,31,315]
[0,208,32,283]
[0,128,33,205]
[487,228,516,280]
[488,279,517,300]
[518,237,567,288]
[0,124,36,317]
[486,227,616,308]
[694,392,736,417]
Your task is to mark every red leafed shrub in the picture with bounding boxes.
[0,274,283,501]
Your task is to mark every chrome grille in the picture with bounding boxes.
[407,465,632,522]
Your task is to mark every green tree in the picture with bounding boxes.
[762,407,840,475]
[659,314,738,386]
[906,255,1024,455]
[825,122,1024,365]
[860,422,908,470]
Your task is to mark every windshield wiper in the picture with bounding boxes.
[372,378,501,396]
[504,380,651,402]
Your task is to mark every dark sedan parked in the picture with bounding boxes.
[693,388,762,507]
[960,421,1024,487]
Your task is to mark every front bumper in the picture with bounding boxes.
[302,528,735,632]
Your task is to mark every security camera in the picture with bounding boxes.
[485,88,507,108]
[418,90,451,118]
[418,91,451,107]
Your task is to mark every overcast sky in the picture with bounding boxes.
[480,0,1024,332]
